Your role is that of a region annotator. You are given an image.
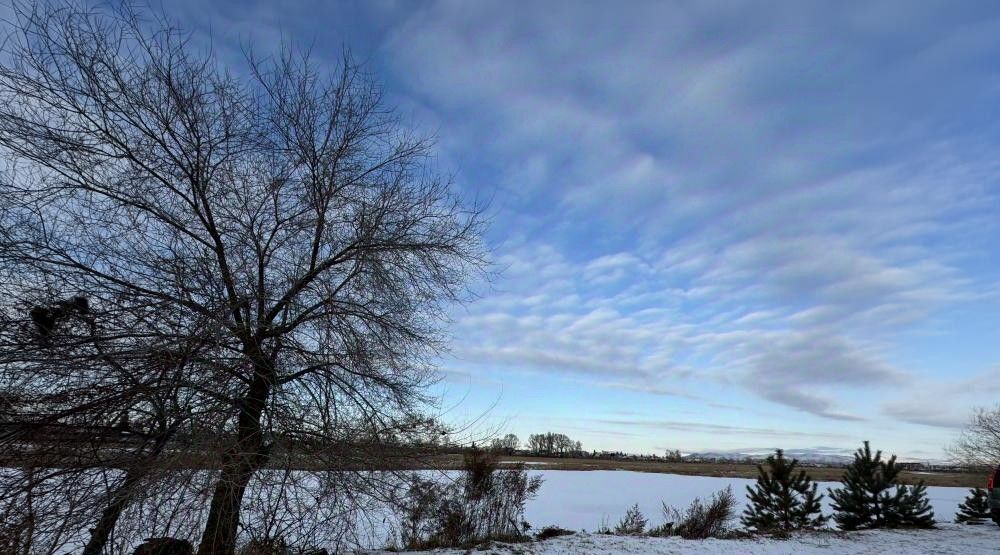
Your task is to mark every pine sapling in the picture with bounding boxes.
[829,442,883,530]
[829,441,935,530]
[955,488,991,524]
[741,449,826,533]
[885,483,935,528]
[613,504,647,535]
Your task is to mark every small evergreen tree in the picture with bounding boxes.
[613,504,647,535]
[829,442,882,530]
[829,441,935,530]
[741,449,826,532]
[885,483,935,528]
[955,488,991,524]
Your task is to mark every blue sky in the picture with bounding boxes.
[164,0,1000,459]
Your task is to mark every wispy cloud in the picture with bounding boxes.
[161,0,1000,455]
[384,2,1000,451]
[594,418,854,441]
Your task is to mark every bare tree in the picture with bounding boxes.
[0,1,485,554]
[0,272,226,554]
[950,405,1000,468]
[526,432,580,456]
[491,433,518,454]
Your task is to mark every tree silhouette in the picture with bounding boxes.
[0,1,485,553]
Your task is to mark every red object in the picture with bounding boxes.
[989,466,999,491]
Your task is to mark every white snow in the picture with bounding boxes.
[365,470,993,554]
[367,524,1000,554]
[17,468,978,553]
[523,470,968,532]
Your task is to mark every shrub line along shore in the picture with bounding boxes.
[424,455,985,489]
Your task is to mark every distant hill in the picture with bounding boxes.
[686,446,944,466]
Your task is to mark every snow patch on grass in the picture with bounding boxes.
[368,524,1000,554]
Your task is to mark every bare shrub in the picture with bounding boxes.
[0,467,111,554]
[463,448,497,501]
[132,538,193,555]
[103,468,370,554]
[0,516,32,555]
[236,536,330,555]
[236,538,287,555]
[535,526,574,540]
[613,504,647,535]
[646,521,673,537]
[393,448,542,549]
[104,469,213,554]
[652,487,737,539]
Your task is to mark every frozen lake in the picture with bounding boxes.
[523,470,969,531]
[6,467,974,553]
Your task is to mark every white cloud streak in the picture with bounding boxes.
[384,1,1000,430]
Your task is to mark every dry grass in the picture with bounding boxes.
[426,455,986,488]
[3,450,981,488]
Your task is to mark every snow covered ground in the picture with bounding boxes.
[368,524,1000,554]
[7,467,984,553]
[364,470,995,554]
[523,470,968,532]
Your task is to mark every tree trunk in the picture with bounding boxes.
[196,458,261,555]
[82,467,144,555]
[197,368,272,555]
[82,434,172,555]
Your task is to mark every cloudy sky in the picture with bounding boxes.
[166,0,1000,459]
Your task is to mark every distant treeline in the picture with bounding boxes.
[487,432,583,456]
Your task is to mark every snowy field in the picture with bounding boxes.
[365,470,997,554]
[8,468,988,553]
[521,470,970,531]
[371,524,1000,554]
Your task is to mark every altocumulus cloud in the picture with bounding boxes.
[382,1,1000,440]
[158,0,1000,454]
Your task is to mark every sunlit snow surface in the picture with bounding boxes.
[370,525,1000,554]
[367,470,997,554]
[523,470,967,532]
